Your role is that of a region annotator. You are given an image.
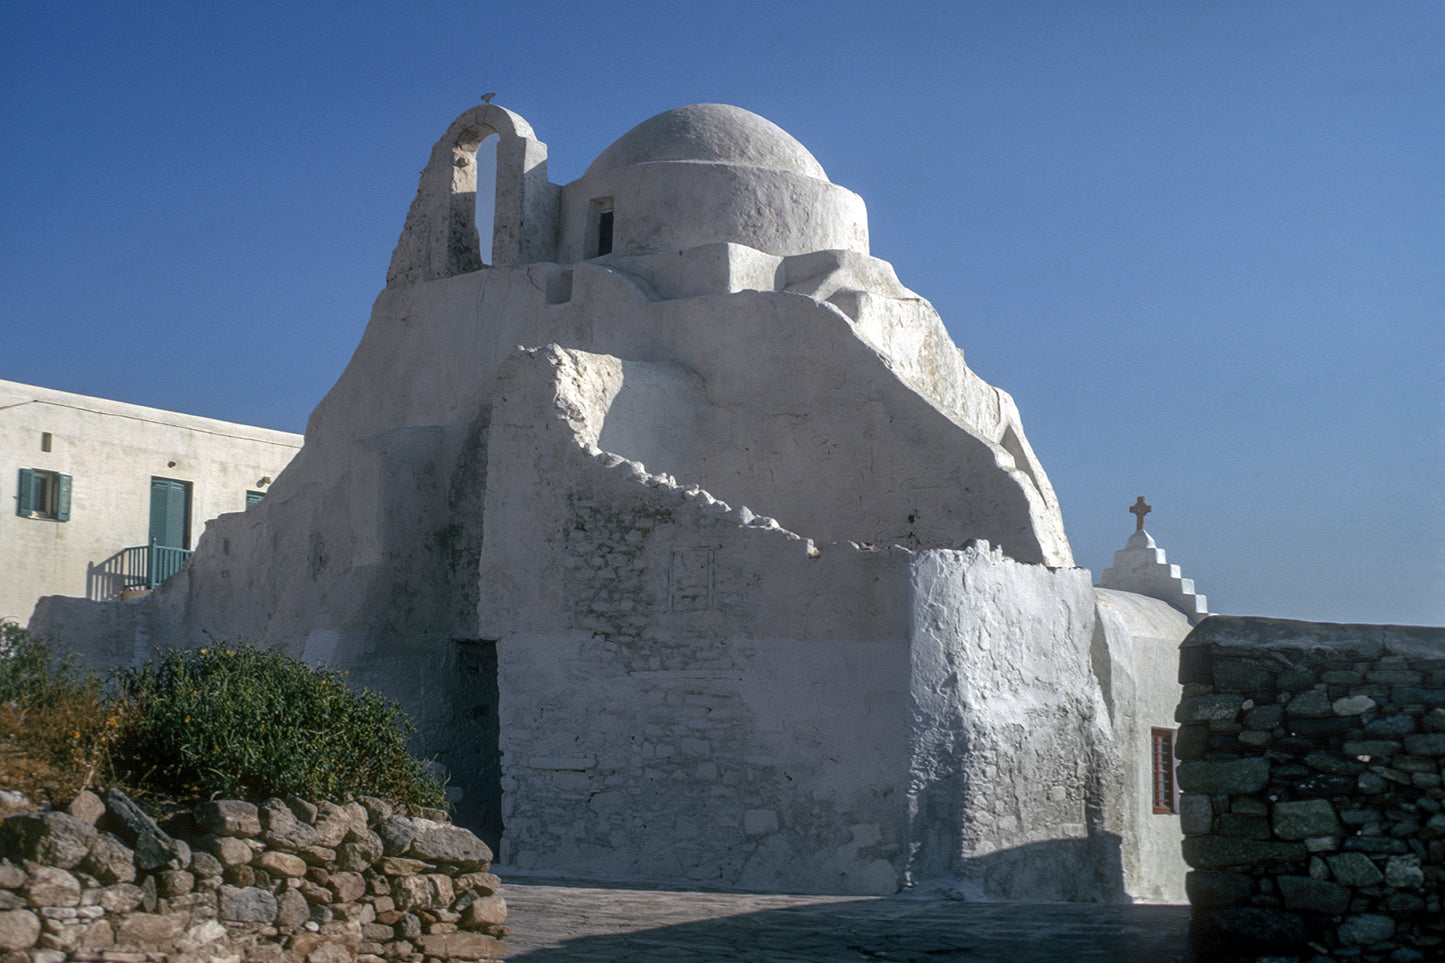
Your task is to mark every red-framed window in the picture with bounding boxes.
[1152,727,1177,814]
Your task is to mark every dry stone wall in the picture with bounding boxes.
[0,789,505,963]
[1177,616,1445,962]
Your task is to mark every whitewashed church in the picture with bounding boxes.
[33,102,1208,901]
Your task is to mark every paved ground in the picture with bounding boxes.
[499,875,1192,962]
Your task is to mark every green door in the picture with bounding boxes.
[149,477,192,549]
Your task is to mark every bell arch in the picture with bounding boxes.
[387,104,558,286]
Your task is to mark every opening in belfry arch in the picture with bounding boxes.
[473,132,499,265]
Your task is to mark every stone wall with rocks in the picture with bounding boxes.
[0,789,505,962]
[1177,616,1445,962]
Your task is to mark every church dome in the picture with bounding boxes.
[583,104,830,181]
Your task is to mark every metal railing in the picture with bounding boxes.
[87,540,194,599]
[147,540,193,588]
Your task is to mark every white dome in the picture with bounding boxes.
[584,104,829,181]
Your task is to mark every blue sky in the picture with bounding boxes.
[3,2,1441,625]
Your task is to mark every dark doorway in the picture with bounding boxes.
[447,639,503,853]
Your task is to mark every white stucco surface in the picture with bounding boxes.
[29,103,1190,900]
[1092,588,1191,902]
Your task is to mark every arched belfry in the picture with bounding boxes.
[387,104,558,285]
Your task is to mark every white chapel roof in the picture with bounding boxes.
[583,103,830,181]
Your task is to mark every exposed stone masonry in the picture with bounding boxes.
[0,789,504,962]
[1177,616,1445,962]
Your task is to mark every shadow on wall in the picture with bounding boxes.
[501,879,1188,963]
[87,547,149,600]
[930,832,1130,904]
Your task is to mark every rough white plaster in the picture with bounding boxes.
[907,546,1120,900]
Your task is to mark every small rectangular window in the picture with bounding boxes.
[41,432,53,453]
[587,197,615,258]
[597,210,614,256]
[1152,727,1177,814]
[16,468,71,521]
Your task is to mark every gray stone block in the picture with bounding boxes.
[1364,713,1417,737]
[1176,694,1246,723]
[193,800,262,837]
[101,788,178,871]
[1390,686,1445,706]
[1213,659,1271,691]
[1277,792,1340,838]
[1177,757,1270,795]
[1403,733,1445,756]
[1337,913,1396,945]
[1244,704,1284,730]
[1182,835,1306,871]
[1383,854,1424,887]
[217,884,278,924]
[1326,852,1382,886]
[1179,794,1213,836]
[0,813,96,871]
[1276,874,1349,914]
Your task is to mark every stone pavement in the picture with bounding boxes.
[500,875,1192,962]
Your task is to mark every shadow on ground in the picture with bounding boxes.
[502,879,1191,963]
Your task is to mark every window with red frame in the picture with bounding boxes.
[1152,727,1177,814]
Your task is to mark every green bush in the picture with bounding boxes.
[114,645,447,809]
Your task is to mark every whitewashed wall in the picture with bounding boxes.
[1,380,300,624]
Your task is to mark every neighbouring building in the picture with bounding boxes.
[32,103,1205,901]
[2,379,302,623]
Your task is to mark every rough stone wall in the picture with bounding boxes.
[1177,616,1445,962]
[0,790,504,962]
[484,373,916,893]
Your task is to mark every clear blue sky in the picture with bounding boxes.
[3,2,1441,626]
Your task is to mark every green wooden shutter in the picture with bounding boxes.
[149,478,192,549]
[55,474,72,522]
[16,469,34,516]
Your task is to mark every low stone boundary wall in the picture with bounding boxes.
[0,789,506,962]
[1177,616,1445,962]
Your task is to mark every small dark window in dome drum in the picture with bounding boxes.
[597,210,614,256]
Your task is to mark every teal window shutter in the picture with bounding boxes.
[56,474,72,522]
[16,469,34,516]
[149,477,192,549]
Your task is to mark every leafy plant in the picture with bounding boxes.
[112,645,447,809]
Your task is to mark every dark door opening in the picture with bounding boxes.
[446,639,503,853]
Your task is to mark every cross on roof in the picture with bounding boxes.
[1130,496,1151,531]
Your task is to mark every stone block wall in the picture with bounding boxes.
[0,789,505,962]
[1177,616,1445,962]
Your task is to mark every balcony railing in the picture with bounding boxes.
[87,540,194,600]
[147,542,192,588]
